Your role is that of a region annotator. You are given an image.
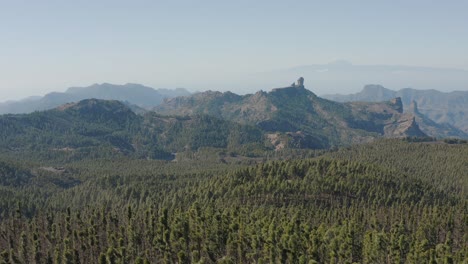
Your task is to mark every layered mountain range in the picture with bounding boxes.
[323,84,468,133]
[0,83,190,114]
[1,78,465,162]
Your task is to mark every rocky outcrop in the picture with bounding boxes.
[323,85,468,133]
[408,100,419,114]
[384,114,427,138]
[383,98,427,138]
[290,77,305,87]
[296,77,304,87]
[407,100,468,138]
[390,97,403,113]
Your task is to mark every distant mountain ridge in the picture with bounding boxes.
[0,83,190,114]
[244,61,468,96]
[323,85,468,134]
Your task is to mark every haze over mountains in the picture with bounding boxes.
[0,83,190,114]
[323,85,468,133]
[1,78,447,163]
[242,61,468,95]
[1,77,466,161]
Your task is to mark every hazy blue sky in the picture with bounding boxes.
[1,0,468,100]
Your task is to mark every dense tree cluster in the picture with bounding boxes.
[0,140,466,263]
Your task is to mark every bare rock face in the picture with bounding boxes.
[390,97,403,113]
[408,100,419,114]
[296,77,304,87]
[289,77,304,87]
[403,116,427,137]
[384,114,427,138]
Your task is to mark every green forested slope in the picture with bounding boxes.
[0,140,466,263]
[327,140,468,197]
[0,99,268,163]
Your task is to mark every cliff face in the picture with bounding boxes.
[406,100,468,138]
[383,115,427,138]
[323,85,468,134]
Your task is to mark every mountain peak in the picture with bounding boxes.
[56,99,133,115]
[384,114,427,138]
[273,77,308,92]
[271,78,315,98]
[361,84,395,98]
[362,84,386,92]
[54,99,139,128]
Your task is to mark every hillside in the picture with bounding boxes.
[323,85,468,134]
[0,83,190,114]
[156,78,429,148]
[0,99,266,162]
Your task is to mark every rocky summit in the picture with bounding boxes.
[155,78,431,148]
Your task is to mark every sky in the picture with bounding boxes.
[1,0,468,101]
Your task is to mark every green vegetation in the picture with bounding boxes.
[443,138,468,144]
[0,139,466,263]
[0,98,466,263]
[0,99,269,163]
